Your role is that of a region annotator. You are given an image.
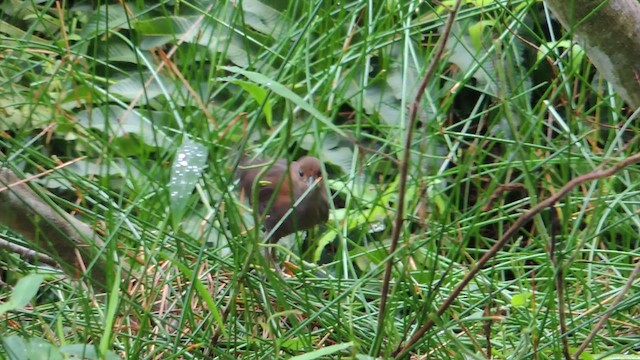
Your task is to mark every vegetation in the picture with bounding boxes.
[1,0,639,358]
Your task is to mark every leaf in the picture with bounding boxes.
[81,4,132,40]
[169,138,208,228]
[0,274,45,316]
[351,242,388,272]
[301,133,354,174]
[240,0,288,39]
[313,228,339,262]
[0,92,54,131]
[1,336,62,360]
[539,41,585,73]
[278,336,310,351]
[468,20,495,51]
[231,79,273,126]
[108,73,176,101]
[570,348,597,360]
[136,15,255,67]
[347,75,402,127]
[100,41,150,63]
[0,20,48,44]
[1,337,120,360]
[511,292,531,308]
[322,142,353,175]
[289,342,354,360]
[221,66,345,136]
[76,105,170,148]
[445,21,498,96]
[37,159,138,191]
[60,344,120,360]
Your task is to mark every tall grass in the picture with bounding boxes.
[1,0,639,358]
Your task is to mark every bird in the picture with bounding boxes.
[238,156,329,268]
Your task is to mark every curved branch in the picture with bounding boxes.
[545,0,640,108]
[0,168,109,289]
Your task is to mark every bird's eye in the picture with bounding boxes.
[298,169,304,177]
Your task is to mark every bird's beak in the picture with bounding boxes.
[307,176,315,186]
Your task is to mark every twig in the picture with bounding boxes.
[392,151,640,358]
[0,236,58,267]
[371,0,462,355]
[0,164,111,290]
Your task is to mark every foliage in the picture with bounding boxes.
[1,0,639,358]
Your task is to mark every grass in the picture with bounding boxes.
[1,0,640,359]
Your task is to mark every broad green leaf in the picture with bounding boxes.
[279,336,311,351]
[2,336,62,360]
[468,20,495,51]
[539,41,585,73]
[61,344,120,360]
[81,4,132,40]
[290,342,354,360]
[0,20,48,44]
[169,138,208,227]
[0,274,45,315]
[570,348,597,360]
[109,73,176,102]
[511,292,531,308]
[599,355,640,360]
[136,15,254,67]
[231,79,273,126]
[221,66,345,136]
[76,105,170,149]
[351,241,388,272]
[313,228,339,262]
[0,92,53,131]
[241,0,288,39]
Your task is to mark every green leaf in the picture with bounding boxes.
[289,342,354,360]
[0,92,53,131]
[231,79,273,126]
[221,66,345,136]
[108,73,176,101]
[0,274,45,316]
[468,20,495,51]
[80,4,132,40]
[570,347,597,360]
[313,228,339,262]
[240,0,288,39]
[136,15,254,67]
[511,292,531,308]
[2,336,62,360]
[60,344,120,360]
[76,105,170,149]
[169,138,208,228]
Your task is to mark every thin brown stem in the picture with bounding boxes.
[371,0,462,355]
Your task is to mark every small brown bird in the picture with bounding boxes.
[238,156,329,242]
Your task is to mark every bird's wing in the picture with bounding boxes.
[239,159,285,200]
[257,170,293,213]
